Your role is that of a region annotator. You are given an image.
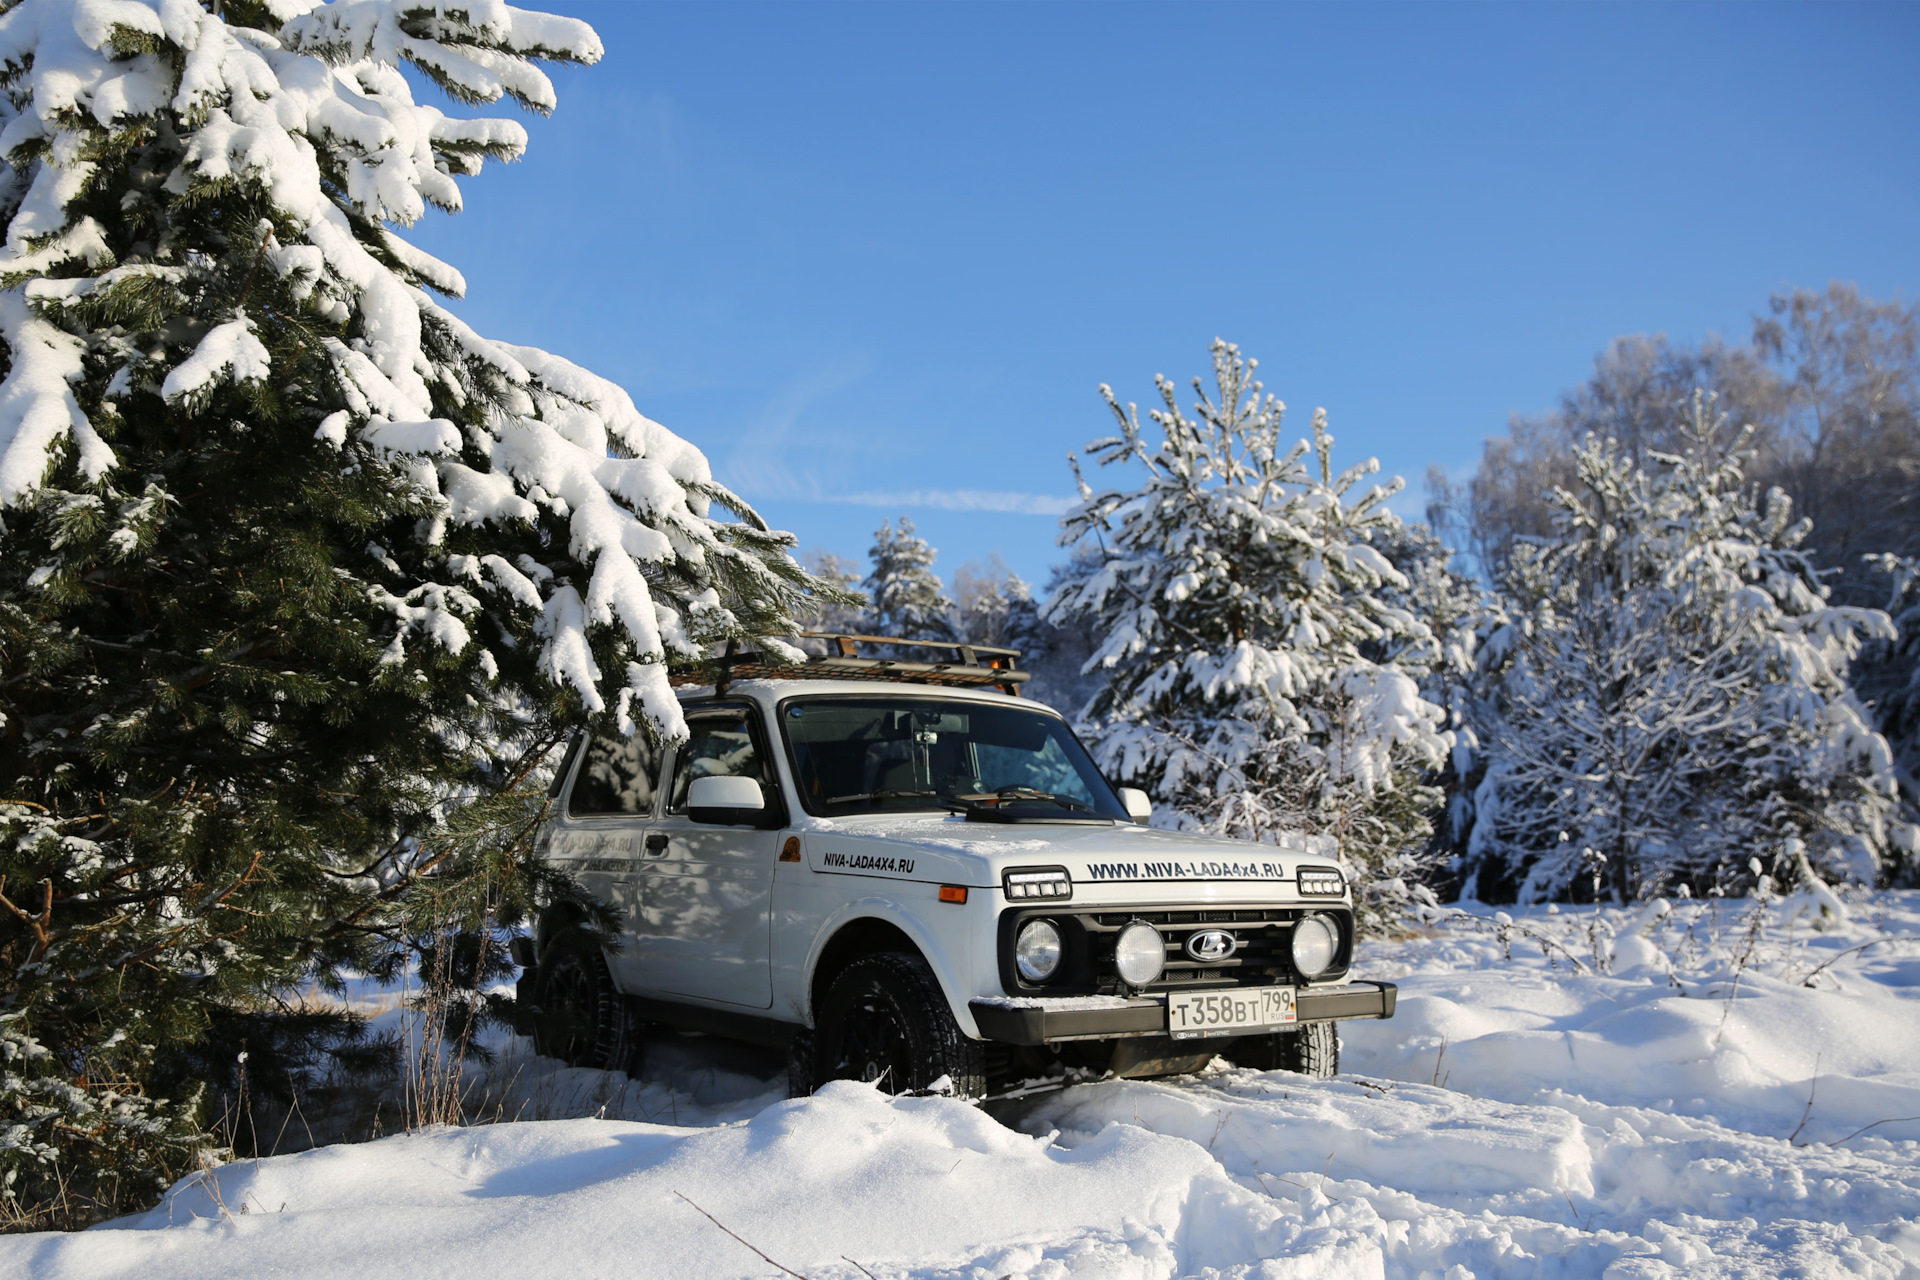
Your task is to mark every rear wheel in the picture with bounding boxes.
[530,934,641,1072]
[812,953,985,1099]
[1229,1020,1339,1079]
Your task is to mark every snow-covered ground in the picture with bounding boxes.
[8,892,1919,1279]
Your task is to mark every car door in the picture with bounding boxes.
[633,704,782,1009]
[559,727,663,990]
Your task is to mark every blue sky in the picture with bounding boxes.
[410,1,1920,591]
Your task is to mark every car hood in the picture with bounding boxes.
[798,812,1337,892]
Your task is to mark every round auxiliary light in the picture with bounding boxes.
[1291,914,1341,979]
[1015,919,1064,983]
[1113,922,1167,987]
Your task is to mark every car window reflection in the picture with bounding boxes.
[667,715,768,815]
[568,730,662,817]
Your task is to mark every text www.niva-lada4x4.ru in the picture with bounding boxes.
[1085,860,1292,881]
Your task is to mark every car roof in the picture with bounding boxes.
[674,678,1064,716]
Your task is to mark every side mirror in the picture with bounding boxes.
[1118,787,1152,824]
[688,775,768,826]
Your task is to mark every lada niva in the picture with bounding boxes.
[515,636,1395,1098]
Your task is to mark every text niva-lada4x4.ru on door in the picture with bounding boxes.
[514,638,1396,1099]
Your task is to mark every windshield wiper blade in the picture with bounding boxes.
[818,789,941,806]
[942,788,1094,813]
[993,786,1092,811]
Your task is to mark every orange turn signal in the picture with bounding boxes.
[779,837,802,863]
[938,885,968,904]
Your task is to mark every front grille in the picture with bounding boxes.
[997,904,1352,996]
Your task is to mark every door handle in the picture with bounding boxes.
[645,833,669,855]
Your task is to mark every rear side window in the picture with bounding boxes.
[568,731,663,817]
[667,710,772,815]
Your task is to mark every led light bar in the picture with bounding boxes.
[1297,866,1346,896]
[1004,867,1072,901]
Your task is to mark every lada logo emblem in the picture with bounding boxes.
[1185,930,1237,962]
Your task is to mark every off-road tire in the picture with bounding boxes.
[813,953,986,1099]
[1229,1020,1339,1079]
[530,935,641,1073]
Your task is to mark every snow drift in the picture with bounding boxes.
[6,893,1916,1279]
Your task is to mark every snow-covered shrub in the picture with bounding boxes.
[0,0,836,1222]
[1048,341,1452,933]
[0,1012,206,1231]
[1465,395,1910,902]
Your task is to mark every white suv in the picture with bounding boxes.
[517,647,1395,1098]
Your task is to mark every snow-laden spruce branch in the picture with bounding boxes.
[0,2,858,1219]
[0,0,834,744]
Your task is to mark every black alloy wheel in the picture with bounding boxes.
[530,934,640,1073]
[1228,1020,1340,1079]
[811,953,985,1099]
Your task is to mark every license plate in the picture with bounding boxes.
[1166,986,1297,1039]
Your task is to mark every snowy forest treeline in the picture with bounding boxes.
[804,293,1920,919]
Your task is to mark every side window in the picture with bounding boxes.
[567,730,662,817]
[668,712,770,815]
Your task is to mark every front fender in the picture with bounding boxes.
[800,893,983,1038]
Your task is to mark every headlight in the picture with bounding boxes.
[1015,919,1063,982]
[1113,922,1166,987]
[1004,867,1072,901]
[1298,865,1345,896]
[1291,914,1340,979]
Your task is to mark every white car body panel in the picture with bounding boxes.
[634,814,779,1009]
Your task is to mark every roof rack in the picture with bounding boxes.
[672,632,1030,697]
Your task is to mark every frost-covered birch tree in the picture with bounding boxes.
[1465,395,1910,902]
[1047,341,1451,932]
[0,0,833,1222]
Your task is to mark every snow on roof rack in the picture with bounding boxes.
[672,632,1030,697]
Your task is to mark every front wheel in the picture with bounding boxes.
[811,953,985,1099]
[1229,1020,1339,1079]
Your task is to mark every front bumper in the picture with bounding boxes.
[969,980,1396,1046]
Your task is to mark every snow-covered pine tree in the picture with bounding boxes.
[954,554,1037,652]
[1047,340,1451,933]
[1866,554,1920,824]
[1465,395,1909,903]
[1000,575,1047,663]
[862,517,956,641]
[0,0,831,1223]
[1019,546,1104,712]
[1368,520,1488,876]
[960,570,1010,644]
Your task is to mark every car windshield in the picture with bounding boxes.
[779,696,1129,821]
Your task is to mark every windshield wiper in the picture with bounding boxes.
[994,786,1093,811]
[818,789,941,807]
[946,787,1093,812]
